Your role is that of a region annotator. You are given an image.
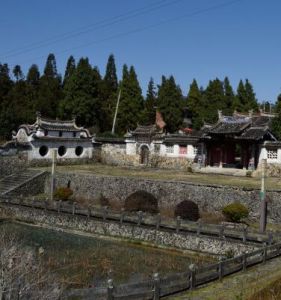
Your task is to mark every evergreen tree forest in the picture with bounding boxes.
[0,53,274,141]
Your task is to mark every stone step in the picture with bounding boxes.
[0,169,45,196]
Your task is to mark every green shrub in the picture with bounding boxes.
[246,171,252,177]
[174,200,200,221]
[124,191,159,214]
[54,187,73,201]
[222,202,249,222]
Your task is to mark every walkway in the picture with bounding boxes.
[165,255,281,299]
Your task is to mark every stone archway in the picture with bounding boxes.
[140,145,149,165]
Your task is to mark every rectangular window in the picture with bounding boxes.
[154,144,160,153]
[194,146,202,155]
[73,132,76,138]
[166,145,174,154]
[179,146,187,155]
[267,149,277,159]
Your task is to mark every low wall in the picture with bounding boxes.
[46,172,281,223]
[9,172,48,197]
[98,144,193,169]
[0,154,28,178]
[0,204,256,256]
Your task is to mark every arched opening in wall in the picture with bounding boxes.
[58,146,67,157]
[75,146,84,157]
[39,145,48,157]
[140,145,149,165]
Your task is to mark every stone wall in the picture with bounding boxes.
[0,204,256,256]
[9,172,48,197]
[46,172,281,223]
[98,143,193,169]
[0,154,28,178]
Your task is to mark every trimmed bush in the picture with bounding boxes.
[124,191,159,214]
[98,193,110,207]
[222,202,249,222]
[174,200,200,221]
[54,187,73,201]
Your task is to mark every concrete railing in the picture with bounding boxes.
[0,196,280,299]
[64,242,281,299]
[0,195,273,245]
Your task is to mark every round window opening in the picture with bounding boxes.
[75,146,84,156]
[58,146,67,157]
[39,145,48,157]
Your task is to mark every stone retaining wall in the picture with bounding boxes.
[0,204,256,256]
[46,172,281,223]
[0,154,28,178]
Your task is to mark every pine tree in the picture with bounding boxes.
[60,57,101,129]
[233,80,246,112]
[223,77,235,115]
[202,78,225,123]
[38,53,62,118]
[244,79,258,111]
[187,79,203,129]
[25,64,41,121]
[104,54,118,92]
[27,64,40,86]
[63,55,76,86]
[0,64,14,139]
[271,94,281,139]
[157,75,184,133]
[143,78,157,125]
[99,54,119,132]
[116,65,144,133]
[13,65,24,81]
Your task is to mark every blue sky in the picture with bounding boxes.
[1,0,281,103]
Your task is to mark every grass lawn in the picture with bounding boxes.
[39,163,281,190]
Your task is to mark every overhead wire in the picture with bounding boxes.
[1,0,184,59]
[12,0,243,65]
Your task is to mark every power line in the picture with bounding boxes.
[1,0,183,59]
[7,0,244,66]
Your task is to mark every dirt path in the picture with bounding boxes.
[165,256,281,299]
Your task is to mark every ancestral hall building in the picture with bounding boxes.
[12,113,92,160]
[7,110,281,170]
[116,110,279,170]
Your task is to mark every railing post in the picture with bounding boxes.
[137,211,143,226]
[197,220,201,236]
[268,232,273,246]
[242,227,247,243]
[153,273,160,300]
[242,252,247,272]
[72,202,76,215]
[219,224,225,239]
[189,264,196,290]
[218,257,223,281]
[87,207,91,218]
[31,197,35,209]
[176,216,181,233]
[44,198,48,211]
[120,208,125,225]
[107,278,114,300]
[263,243,267,263]
[156,213,161,230]
[103,206,108,221]
[57,200,62,213]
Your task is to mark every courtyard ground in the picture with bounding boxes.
[40,163,281,190]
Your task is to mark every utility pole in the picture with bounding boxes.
[259,158,267,233]
[50,149,57,202]
[111,89,121,135]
